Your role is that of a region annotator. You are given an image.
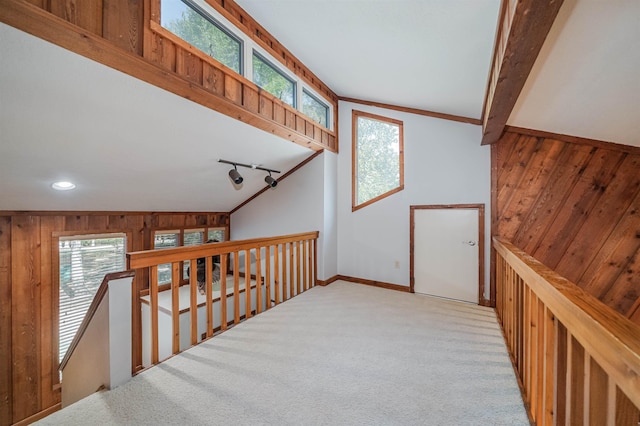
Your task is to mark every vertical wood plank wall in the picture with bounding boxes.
[494,129,640,324]
[0,211,229,425]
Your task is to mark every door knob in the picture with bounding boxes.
[463,240,476,246]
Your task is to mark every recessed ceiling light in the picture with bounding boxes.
[51,181,76,191]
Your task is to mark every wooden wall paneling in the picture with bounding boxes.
[63,215,89,232]
[50,0,103,36]
[38,217,64,410]
[532,149,626,270]
[0,216,12,424]
[175,48,203,85]
[569,337,585,425]
[588,357,608,425]
[11,216,42,422]
[512,143,594,254]
[202,62,225,96]
[107,214,127,229]
[224,75,242,105]
[87,214,109,230]
[102,0,143,55]
[243,86,259,114]
[295,115,305,134]
[615,386,640,425]
[579,189,640,295]
[554,154,640,283]
[498,138,565,241]
[273,104,285,126]
[496,135,542,238]
[259,94,273,120]
[145,31,176,72]
[603,247,640,315]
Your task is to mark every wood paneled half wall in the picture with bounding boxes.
[0,211,229,425]
[493,129,640,325]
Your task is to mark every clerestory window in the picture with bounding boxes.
[302,89,329,127]
[252,52,296,107]
[352,110,404,211]
[161,0,242,74]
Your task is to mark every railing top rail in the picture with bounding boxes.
[493,237,640,407]
[127,231,319,269]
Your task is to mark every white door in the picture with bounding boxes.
[413,207,479,304]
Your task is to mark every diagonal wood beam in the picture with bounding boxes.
[481,0,565,145]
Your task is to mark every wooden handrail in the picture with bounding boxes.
[129,231,319,369]
[59,270,136,371]
[494,237,640,423]
[127,231,318,268]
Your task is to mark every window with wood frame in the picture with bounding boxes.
[58,234,127,365]
[153,227,226,284]
[352,110,404,211]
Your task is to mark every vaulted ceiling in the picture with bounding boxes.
[0,0,638,212]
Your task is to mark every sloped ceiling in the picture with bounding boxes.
[235,0,502,120]
[0,23,311,212]
[508,0,640,147]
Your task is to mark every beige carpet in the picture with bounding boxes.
[39,281,529,425]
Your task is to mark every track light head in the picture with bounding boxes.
[229,166,243,185]
[265,173,278,188]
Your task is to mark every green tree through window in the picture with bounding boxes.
[161,0,241,73]
[253,53,295,107]
[353,110,404,210]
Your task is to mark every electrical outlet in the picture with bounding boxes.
[394,260,400,269]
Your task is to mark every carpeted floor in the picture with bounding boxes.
[38,281,529,425]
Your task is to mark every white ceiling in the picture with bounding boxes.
[509,0,640,147]
[235,0,502,120]
[0,23,310,212]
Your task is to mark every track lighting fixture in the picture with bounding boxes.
[228,165,243,185]
[265,172,278,188]
[218,159,281,189]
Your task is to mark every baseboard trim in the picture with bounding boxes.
[336,275,410,293]
[13,403,61,425]
[316,275,339,286]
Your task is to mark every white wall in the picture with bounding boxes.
[231,152,338,280]
[337,101,491,296]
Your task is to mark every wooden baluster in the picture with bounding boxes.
[296,240,301,295]
[265,245,272,310]
[256,247,262,314]
[171,261,180,355]
[150,265,159,365]
[313,238,318,287]
[535,297,545,424]
[220,253,228,331]
[205,256,213,338]
[189,257,198,346]
[289,241,295,298]
[529,290,539,419]
[274,244,280,305]
[245,249,251,318]
[302,239,308,292]
[282,243,288,301]
[587,355,607,425]
[556,322,568,425]
[569,335,585,425]
[233,251,240,324]
[307,239,312,289]
[542,307,555,425]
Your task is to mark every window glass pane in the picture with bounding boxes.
[253,53,295,107]
[302,90,328,128]
[161,0,241,73]
[59,236,126,364]
[208,228,225,242]
[184,230,204,278]
[354,112,403,207]
[154,232,179,284]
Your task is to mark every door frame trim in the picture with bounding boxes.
[409,204,486,305]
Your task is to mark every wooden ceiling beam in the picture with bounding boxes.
[481,0,564,145]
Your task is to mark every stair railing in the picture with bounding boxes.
[494,237,640,425]
[127,231,318,370]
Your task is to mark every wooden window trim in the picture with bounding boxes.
[352,110,405,212]
[51,230,133,386]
